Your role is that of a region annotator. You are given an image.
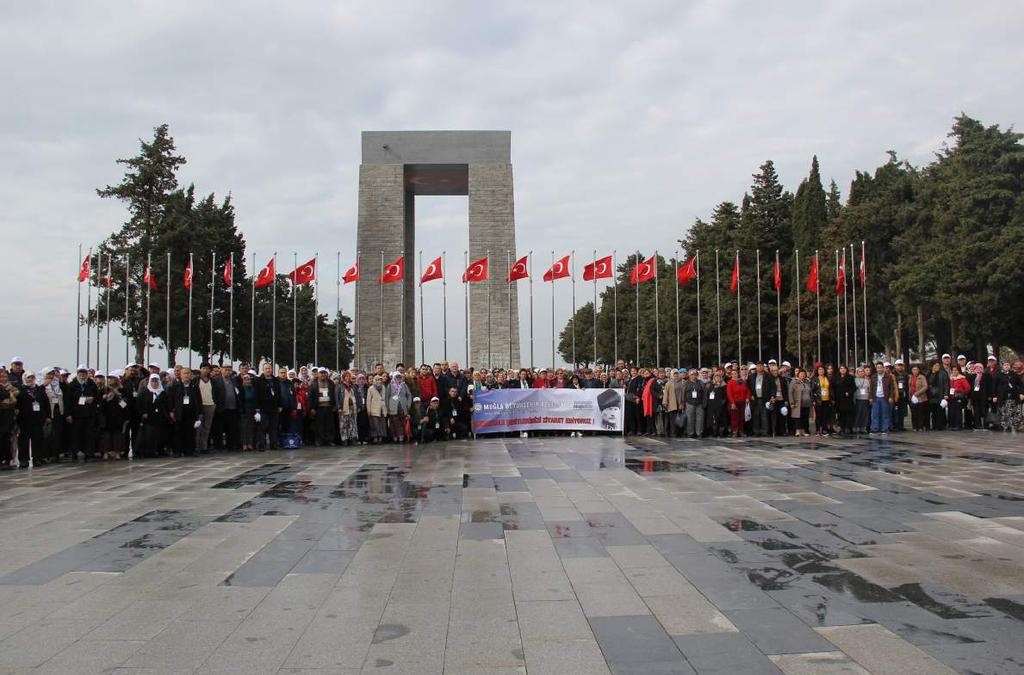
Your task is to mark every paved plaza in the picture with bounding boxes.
[1,432,1023,674]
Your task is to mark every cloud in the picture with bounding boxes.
[1,0,1022,368]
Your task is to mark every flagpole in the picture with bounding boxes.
[76,243,82,367]
[835,249,841,366]
[696,251,702,370]
[125,251,130,366]
[463,250,469,365]
[248,252,253,367]
[442,250,447,361]
[272,252,277,371]
[86,248,93,368]
[795,249,802,369]
[775,250,782,363]
[166,251,171,366]
[528,251,534,368]
[850,244,858,366]
[292,252,297,368]
[570,249,576,367]
[736,251,742,365]
[550,250,556,367]
[210,250,217,363]
[654,250,660,368]
[634,252,639,365]
[105,257,111,374]
[715,249,721,365]
[95,250,102,368]
[612,250,618,365]
[381,250,386,367]
[486,250,492,369]
[755,248,762,362]
[186,254,194,368]
[335,251,341,371]
[313,251,319,366]
[229,252,235,366]
[418,251,425,366]
[400,247,406,366]
[861,241,868,362]
[145,252,151,366]
[507,250,512,369]
[592,250,598,368]
[815,249,821,365]
[674,251,680,366]
[354,250,360,368]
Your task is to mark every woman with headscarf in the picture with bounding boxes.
[238,372,258,451]
[386,371,412,442]
[137,374,168,458]
[41,369,67,463]
[336,370,358,446]
[366,375,388,443]
[996,360,1023,432]
[0,370,16,469]
[15,371,48,467]
[833,365,856,435]
[99,373,128,460]
[353,373,370,444]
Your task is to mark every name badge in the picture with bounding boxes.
[119,400,127,409]
[709,392,715,400]
[691,391,698,399]
[297,402,302,410]
[898,382,904,389]
[435,422,440,429]
[320,390,329,400]
[78,396,86,405]
[949,388,955,395]
[183,396,190,405]
[453,409,458,417]
[392,395,399,401]
[975,385,980,391]
[32,402,40,412]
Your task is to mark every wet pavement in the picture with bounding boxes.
[0,432,1023,673]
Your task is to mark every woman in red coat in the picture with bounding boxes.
[725,366,751,437]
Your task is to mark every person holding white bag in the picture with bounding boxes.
[909,364,929,431]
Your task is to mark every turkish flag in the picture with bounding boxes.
[289,257,316,285]
[806,256,819,294]
[184,258,193,289]
[729,254,739,294]
[380,256,404,284]
[342,260,360,284]
[835,252,846,296]
[508,255,529,282]
[78,252,91,282]
[630,256,656,285]
[143,265,157,290]
[255,257,275,288]
[223,258,233,286]
[773,254,782,292]
[543,255,571,282]
[859,251,866,287]
[104,258,112,288]
[462,256,488,282]
[421,256,443,284]
[583,255,613,281]
[677,256,697,287]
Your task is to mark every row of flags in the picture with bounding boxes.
[79,249,868,295]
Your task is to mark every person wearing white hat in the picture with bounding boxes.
[15,370,48,467]
[8,357,25,387]
[137,374,168,458]
[892,359,909,431]
[67,364,100,460]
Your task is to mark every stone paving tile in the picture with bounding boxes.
[1,432,1023,673]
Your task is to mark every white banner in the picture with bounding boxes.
[472,388,624,434]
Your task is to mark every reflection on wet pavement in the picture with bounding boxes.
[0,432,1022,673]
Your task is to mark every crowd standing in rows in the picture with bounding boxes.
[0,352,1021,469]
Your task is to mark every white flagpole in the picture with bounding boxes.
[550,250,556,367]
[835,249,841,366]
[487,250,492,369]
[592,249,598,367]
[210,250,217,362]
[862,241,868,362]
[105,256,111,374]
[76,243,82,367]
[292,251,297,368]
[715,249,721,366]
[776,250,782,364]
[815,249,821,365]
[796,249,802,368]
[188,253,194,368]
[528,251,534,368]
[313,251,319,366]
[165,250,171,366]
[850,244,858,366]
[381,250,386,367]
[570,249,576,367]
[463,250,469,365]
[507,250,512,368]
[335,251,341,371]
[419,251,425,366]
[248,252,254,367]
[145,252,151,366]
[272,252,277,371]
[736,251,742,365]
[696,251,702,370]
[654,250,660,368]
[442,250,447,361]
[634,252,640,365]
[94,250,102,368]
[86,248,93,368]
[125,251,130,365]
[229,252,235,366]
[756,248,762,362]
[354,250,360,368]
[400,247,405,366]
[674,251,680,366]
[612,250,618,365]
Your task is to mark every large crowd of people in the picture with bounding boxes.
[0,352,1021,469]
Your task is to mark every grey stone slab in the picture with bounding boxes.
[589,615,692,674]
[673,633,783,674]
[723,607,835,654]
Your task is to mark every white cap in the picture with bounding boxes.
[748,363,756,370]
[77,364,88,372]
[148,363,160,369]
[894,359,904,365]
[941,353,951,359]
[883,361,892,367]
[95,371,106,377]
[9,356,22,363]
[988,355,997,361]
[782,361,792,367]
[148,373,160,380]
[430,396,440,401]
[768,359,778,365]
[111,369,124,378]
[413,396,421,402]
[957,354,966,360]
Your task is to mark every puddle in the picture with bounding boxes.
[892,583,991,619]
[985,597,1024,622]
[811,571,902,603]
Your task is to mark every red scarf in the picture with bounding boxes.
[642,378,655,417]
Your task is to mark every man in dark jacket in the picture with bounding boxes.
[67,366,100,460]
[16,371,48,467]
[167,367,199,456]
[441,386,466,439]
[868,362,895,434]
[256,364,281,449]
[310,368,337,446]
[419,397,445,443]
[767,360,789,437]
[746,363,775,437]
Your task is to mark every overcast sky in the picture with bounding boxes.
[1,1,1021,371]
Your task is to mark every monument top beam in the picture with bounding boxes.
[361,130,510,165]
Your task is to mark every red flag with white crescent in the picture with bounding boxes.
[835,252,846,296]
[380,256,404,284]
[508,255,529,282]
[342,260,360,284]
[772,253,782,292]
[630,255,656,285]
[543,255,571,282]
[223,258,233,286]
[583,255,613,281]
[288,257,316,285]
[462,256,489,282]
[677,256,697,287]
[806,256,819,295]
[728,254,739,294]
[143,265,157,290]
[104,257,112,288]
[859,250,866,287]
[421,256,443,283]
[78,251,91,282]
[184,258,193,289]
[255,258,275,288]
